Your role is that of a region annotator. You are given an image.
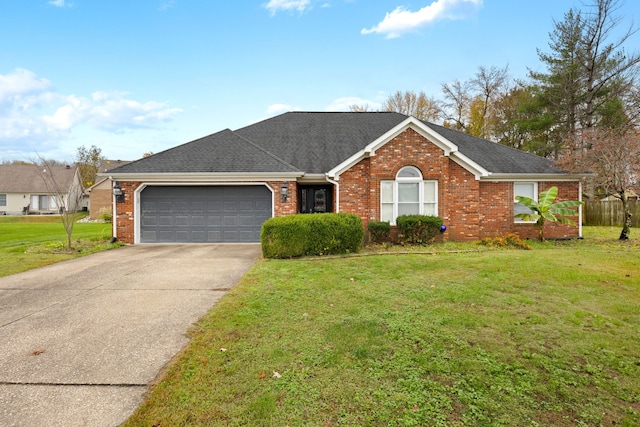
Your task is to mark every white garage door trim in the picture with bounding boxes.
[133,183,274,244]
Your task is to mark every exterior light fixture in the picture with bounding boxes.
[280,182,288,202]
[113,182,125,203]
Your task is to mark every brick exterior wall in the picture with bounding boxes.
[269,180,298,216]
[113,181,140,243]
[338,127,581,242]
[113,129,581,244]
[508,181,581,240]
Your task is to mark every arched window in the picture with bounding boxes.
[380,166,438,225]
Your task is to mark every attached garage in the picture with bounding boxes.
[140,185,272,243]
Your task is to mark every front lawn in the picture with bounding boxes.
[0,215,119,278]
[124,227,640,426]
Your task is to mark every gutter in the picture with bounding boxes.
[100,172,304,181]
[481,173,587,182]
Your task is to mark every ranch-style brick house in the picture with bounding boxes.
[104,112,584,244]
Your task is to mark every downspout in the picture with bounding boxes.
[579,180,583,238]
[326,176,340,212]
[110,177,117,241]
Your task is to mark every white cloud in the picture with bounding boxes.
[0,68,51,107]
[48,0,72,8]
[325,96,381,111]
[159,1,175,11]
[264,0,311,15]
[266,103,295,115]
[0,69,182,157]
[41,91,182,132]
[362,0,483,39]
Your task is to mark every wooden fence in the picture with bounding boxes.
[583,200,640,227]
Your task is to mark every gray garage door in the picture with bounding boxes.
[140,186,272,243]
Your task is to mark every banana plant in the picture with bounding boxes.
[514,186,583,241]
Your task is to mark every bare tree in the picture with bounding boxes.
[560,128,640,239]
[34,157,84,250]
[587,129,640,240]
[469,65,510,138]
[440,79,472,131]
[349,104,373,112]
[381,90,440,122]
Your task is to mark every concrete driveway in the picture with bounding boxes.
[0,244,261,427]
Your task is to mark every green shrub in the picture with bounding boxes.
[396,215,443,245]
[261,213,364,258]
[367,221,391,243]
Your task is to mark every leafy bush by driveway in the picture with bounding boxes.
[261,213,363,258]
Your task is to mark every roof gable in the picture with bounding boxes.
[327,116,463,178]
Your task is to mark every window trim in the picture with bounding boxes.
[381,166,438,225]
[0,193,6,207]
[514,182,538,223]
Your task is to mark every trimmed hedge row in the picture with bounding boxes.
[261,213,364,258]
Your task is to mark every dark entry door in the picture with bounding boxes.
[299,185,333,214]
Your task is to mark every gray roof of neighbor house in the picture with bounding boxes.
[107,112,567,176]
[0,165,78,193]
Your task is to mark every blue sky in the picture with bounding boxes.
[1,0,638,162]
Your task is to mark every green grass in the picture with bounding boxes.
[123,227,640,426]
[0,214,119,277]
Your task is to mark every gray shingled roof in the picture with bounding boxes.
[0,165,77,193]
[109,128,300,174]
[422,121,565,174]
[108,112,566,176]
[235,112,408,174]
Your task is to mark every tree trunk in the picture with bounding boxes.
[619,193,631,240]
[537,221,545,242]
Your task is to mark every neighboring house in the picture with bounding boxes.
[87,160,131,219]
[104,112,584,244]
[599,188,639,201]
[0,164,83,215]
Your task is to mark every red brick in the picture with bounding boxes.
[113,129,581,244]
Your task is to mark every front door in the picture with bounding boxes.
[299,185,333,214]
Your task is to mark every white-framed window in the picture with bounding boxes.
[0,194,6,207]
[381,166,438,225]
[514,182,537,223]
